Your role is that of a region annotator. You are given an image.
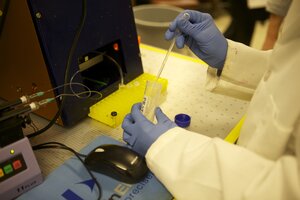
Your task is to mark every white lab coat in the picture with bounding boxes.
[266,0,292,17]
[145,0,300,199]
[247,0,267,9]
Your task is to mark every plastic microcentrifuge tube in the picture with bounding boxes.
[141,80,162,122]
[110,111,117,127]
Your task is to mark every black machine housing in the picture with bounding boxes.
[0,0,143,126]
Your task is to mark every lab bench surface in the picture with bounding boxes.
[24,44,248,177]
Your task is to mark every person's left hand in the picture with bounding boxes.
[122,103,177,156]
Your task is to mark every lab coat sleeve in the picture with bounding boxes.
[205,40,271,100]
[247,0,267,9]
[146,127,300,200]
[266,0,292,17]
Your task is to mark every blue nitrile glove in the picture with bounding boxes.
[122,103,177,156]
[165,10,228,70]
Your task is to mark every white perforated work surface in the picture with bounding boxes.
[23,44,249,176]
[140,44,249,138]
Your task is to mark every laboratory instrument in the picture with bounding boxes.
[0,137,43,200]
[0,0,143,126]
[0,96,54,199]
[141,13,190,120]
[156,12,190,81]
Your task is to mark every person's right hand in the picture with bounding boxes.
[165,10,228,70]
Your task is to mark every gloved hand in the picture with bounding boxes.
[165,10,228,70]
[122,103,177,156]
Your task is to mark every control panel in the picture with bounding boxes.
[0,153,27,182]
[0,137,43,199]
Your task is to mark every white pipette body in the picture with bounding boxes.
[141,13,190,121]
[155,12,190,82]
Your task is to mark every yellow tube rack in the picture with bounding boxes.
[89,73,168,127]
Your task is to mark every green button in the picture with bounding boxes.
[4,164,13,174]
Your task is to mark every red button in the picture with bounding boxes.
[13,160,22,170]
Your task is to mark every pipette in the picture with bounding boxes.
[155,12,190,82]
[141,13,190,121]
